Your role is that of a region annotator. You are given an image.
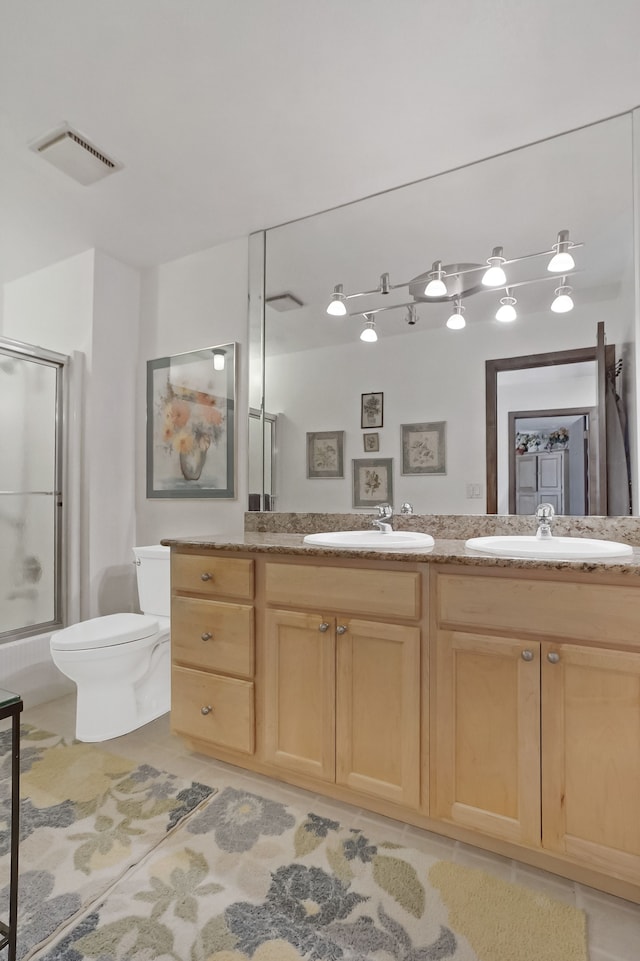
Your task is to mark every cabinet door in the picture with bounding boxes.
[336,618,420,807]
[542,642,640,884]
[263,609,335,780]
[432,630,541,846]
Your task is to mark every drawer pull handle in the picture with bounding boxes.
[201,705,213,716]
[521,649,534,662]
[336,625,348,635]
[318,622,330,633]
[201,632,213,641]
[547,652,560,664]
[200,572,213,582]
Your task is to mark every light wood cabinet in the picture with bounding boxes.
[263,594,421,807]
[432,567,640,888]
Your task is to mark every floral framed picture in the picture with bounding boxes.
[401,421,446,475]
[306,430,344,478]
[146,343,236,498]
[361,391,383,428]
[363,432,379,452]
[352,458,393,508]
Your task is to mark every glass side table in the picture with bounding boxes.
[0,689,23,961]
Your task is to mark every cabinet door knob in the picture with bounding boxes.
[200,572,213,581]
[521,649,534,661]
[336,625,348,635]
[200,705,213,715]
[201,632,213,641]
[547,652,560,664]
[318,622,330,633]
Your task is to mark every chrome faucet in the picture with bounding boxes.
[535,503,555,539]
[372,503,393,533]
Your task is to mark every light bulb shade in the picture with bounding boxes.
[360,325,378,342]
[424,277,448,297]
[446,302,466,330]
[424,260,447,297]
[213,350,226,370]
[548,230,575,273]
[482,246,506,287]
[495,295,517,323]
[326,284,347,315]
[551,291,574,313]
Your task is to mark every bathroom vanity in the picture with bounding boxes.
[163,531,640,904]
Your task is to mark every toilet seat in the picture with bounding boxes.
[51,613,159,652]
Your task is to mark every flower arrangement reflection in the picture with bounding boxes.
[161,383,224,480]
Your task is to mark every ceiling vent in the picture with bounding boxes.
[30,125,122,185]
[266,293,304,312]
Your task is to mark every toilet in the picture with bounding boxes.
[50,545,171,742]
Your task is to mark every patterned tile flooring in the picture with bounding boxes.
[14,695,640,961]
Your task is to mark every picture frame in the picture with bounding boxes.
[146,343,236,498]
[352,458,393,508]
[363,432,379,452]
[306,430,344,478]
[401,421,446,475]
[361,391,383,428]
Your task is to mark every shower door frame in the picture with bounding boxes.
[0,336,68,643]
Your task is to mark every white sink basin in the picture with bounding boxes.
[465,535,634,560]
[303,530,435,551]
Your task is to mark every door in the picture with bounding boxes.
[432,630,541,846]
[336,617,420,807]
[263,609,335,780]
[0,339,66,640]
[542,641,640,884]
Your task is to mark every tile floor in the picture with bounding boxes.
[16,694,640,961]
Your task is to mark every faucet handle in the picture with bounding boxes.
[535,503,555,522]
[377,503,393,520]
[400,502,414,515]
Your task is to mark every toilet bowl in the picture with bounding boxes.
[50,545,171,742]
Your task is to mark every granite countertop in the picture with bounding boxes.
[160,531,640,576]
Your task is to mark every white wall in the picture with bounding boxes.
[135,237,249,545]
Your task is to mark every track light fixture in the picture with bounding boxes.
[482,247,507,287]
[446,300,466,330]
[551,280,574,313]
[424,260,447,297]
[495,290,517,323]
[360,314,378,342]
[548,230,576,273]
[327,284,347,316]
[325,229,581,336]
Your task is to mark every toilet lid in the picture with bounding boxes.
[50,613,159,652]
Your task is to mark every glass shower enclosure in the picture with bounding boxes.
[0,338,66,642]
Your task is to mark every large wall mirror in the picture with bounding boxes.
[249,110,638,516]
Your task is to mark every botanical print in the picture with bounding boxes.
[361,392,383,428]
[516,427,569,454]
[363,432,379,452]
[352,458,393,507]
[147,344,236,498]
[402,422,446,475]
[306,431,344,478]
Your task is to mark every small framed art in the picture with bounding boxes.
[352,457,393,508]
[306,430,344,478]
[401,421,446,475]
[363,432,379,452]
[361,391,383,428]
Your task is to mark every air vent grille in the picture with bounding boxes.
[39,131,116,170]
[30,125,122,185]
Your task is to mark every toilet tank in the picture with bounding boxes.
[132,545,171,617]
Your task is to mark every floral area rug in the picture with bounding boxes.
[36,785,588,961]
[0,724,214,961]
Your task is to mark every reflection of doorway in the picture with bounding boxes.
[508,409,595,515]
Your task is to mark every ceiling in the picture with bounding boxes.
[2,0,640,289]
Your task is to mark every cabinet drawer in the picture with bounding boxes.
[172,597,254,677]
[436,572,640,645]
[171,666,254,754]
[172,553,254,599]
[265,563,420,619]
